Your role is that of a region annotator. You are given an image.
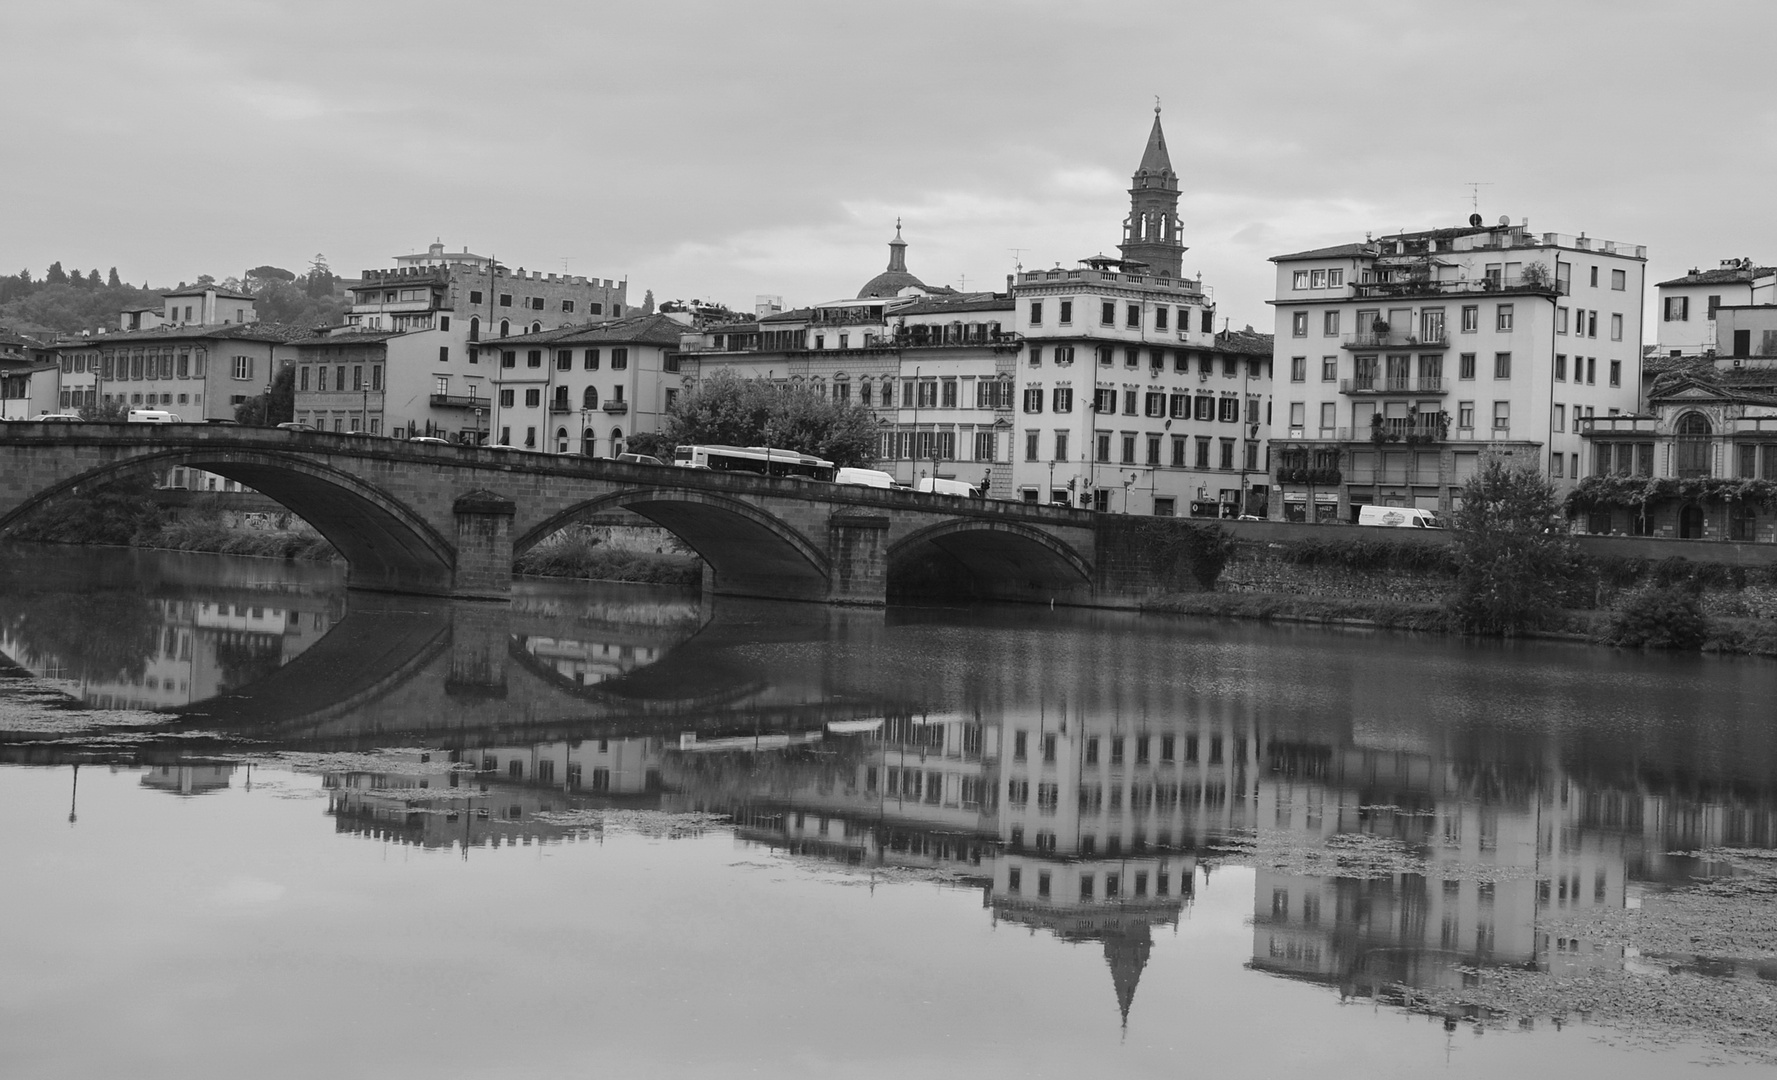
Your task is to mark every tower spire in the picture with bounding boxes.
[886,219,908,273]
[1119,104,1186,278]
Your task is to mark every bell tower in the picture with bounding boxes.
[1118,104,1186,279]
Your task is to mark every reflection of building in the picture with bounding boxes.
[139,763,236,795]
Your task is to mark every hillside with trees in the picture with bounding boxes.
[0,255,346,337]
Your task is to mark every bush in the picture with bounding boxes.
[1137,520,1235,591]
[1276,536,1457,575]
[1603,585,1708,650]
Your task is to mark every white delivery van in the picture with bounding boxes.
[1357,505,1443,529]
[915,477,980,498]
[127,409,182,424]
[834,467,895,489]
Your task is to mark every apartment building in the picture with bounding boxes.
[1267,218,1646,520]
[1653,258,1775,357]
[483,313,689,455]
[57,321,304,420]
[290,243,628,440]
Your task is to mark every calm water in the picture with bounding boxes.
[2,545,1775,1078]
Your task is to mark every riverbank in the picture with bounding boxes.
[1148,533,1777,656]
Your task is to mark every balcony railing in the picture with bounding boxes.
[1342,330,1449,350]
[600,400,629,414]
[548,401,574,414]
[1351,274,1566,300]
[1340,376,1450,395]
[1578,415,1657,435]
[430,393,486,409]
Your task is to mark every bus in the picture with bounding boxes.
[673,444,838,481]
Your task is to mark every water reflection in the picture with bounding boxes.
[3,546,1777,1053]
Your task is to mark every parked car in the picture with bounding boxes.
[407,436,451,445]
[28,412,83,423]
[276,422,317,432]
[615,452,667,466]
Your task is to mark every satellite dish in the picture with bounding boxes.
[1468,213,1484,228]
[1498,215,1511,227]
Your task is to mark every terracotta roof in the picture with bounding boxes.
[77,322,309,346]
[285,330,405,347]
[1214,327,1274,356]
[1654,265,1775,288]
[1270,242,1376,263]
[162,285,255,300]
[494,313,688,348]
[894,294,1013,316]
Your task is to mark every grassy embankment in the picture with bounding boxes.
[1148,533,1777,656]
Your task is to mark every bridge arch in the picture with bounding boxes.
[888,518,1093,600]
[516,487,832,601]
[0,448,455,594]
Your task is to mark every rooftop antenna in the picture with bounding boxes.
[1009,248,1026,274]
[1464,181,1493,212]
[958,272,968,290]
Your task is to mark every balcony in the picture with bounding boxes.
[1350,274,1566,300]
[548,401,574,415]
[1340,376,1450,395]
[1579,415,1656,436]
[601,400,629,414]
[1341,329,1449,350]
[430,393,487,409]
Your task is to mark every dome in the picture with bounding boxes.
[857,220,928,299]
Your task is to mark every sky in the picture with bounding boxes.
[6,0,1777,329]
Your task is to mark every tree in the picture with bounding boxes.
[66,268,86,288]
[78,398,129,422]
[245,264,296,284]
[107,267,121,288]
[1447,460,1576,636]
[233,365,296,426]
[86,269,101,287]
[663,370,880,467]
[305,254,335,299]
[642,289,655,315]
[44,262,66,285]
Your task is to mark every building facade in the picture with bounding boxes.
[1267,219,1647,521]
[1652,258,1775,358]
[53,322,303,421]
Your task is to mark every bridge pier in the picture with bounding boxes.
[452,490,516,601]
[826,513,890,605]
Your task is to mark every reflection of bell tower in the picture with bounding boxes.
[1103,923,1153,1028]
[1118,104,1186,279]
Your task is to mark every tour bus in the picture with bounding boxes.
[672,444,837,481]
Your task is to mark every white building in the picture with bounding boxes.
[1267,218,1647,520]
[1653,258,1775,357]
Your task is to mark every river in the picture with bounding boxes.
[1,545,1774,1078]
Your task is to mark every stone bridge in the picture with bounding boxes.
[0,425,1174,606]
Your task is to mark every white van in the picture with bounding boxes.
[1357,505,1443,529]
[915,477,980,498]
[127,409,182,424]
[834,467,895,489]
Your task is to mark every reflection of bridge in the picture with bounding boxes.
[0,426,1172,606]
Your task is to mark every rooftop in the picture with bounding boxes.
[493,313,688,348]
[1655,260,1777,288]
[162,284,255,300]
[71,322,312,347]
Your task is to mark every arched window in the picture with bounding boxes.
[1676,412,1712,477]
[499,319,510,338]
[611,427,624,457]
[555,427,568,454]
[468,316,479,342]
[581,428,596,456]
[531,321,541,334]
[582,386,599,409]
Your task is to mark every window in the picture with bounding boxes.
[1586,310,1597,338]
[1323,311,1339,336]
[1195,436,1210,468]
[1494,352,1511,379]
[1054,345,1074,365]
[524,388,541,408]
[1554,404,1565,432]
[1292,270,1310,289]
[1025,429,1039,461]
[1496,304,1514,332]
[1219,397,1239,423]
[1589,266,1599,287]
[372,365,382,391]
[1492,401,1510,431]
[1124,348,1139,370]
[556,350,572,371]
[1123,389,1137,414]
[1126,303,1141,329]
[584,348,600,370]
[1145,392,1165,418]
[1664,296,1689,322]
[1096,301,1114,325]
[1586,356,1596,384]
[1155,306,1168,331]
[469,290,483,305]
[1029,301,1042,325]
[611,348,628,370]
[1611,268,1626,290]
[1610,313,1623,341]
[1023,387,1044,414]
[1321,356,1337,381]
[1291,311,1308,337]
[499,319,510,337]
[1288,402,1305,429]
[498,293,512,307]
[1054,431,1068,461]
[1059,299,1072,323]
[1028,345,1042,368]
[1290,356,1306,382]
[499,389,515,408]
[1556,307,1569,335]
[1461,305,1478,333]
[1555,354,1567,381]
[974,430,996,462]
[1171,436,1186,466]
[231,356,253,380]
[1052,388,1073,413]
[1610,359,1621,387]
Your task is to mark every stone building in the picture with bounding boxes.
[1267,218,1647,521]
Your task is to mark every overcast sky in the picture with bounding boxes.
[7,0,1775,328]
